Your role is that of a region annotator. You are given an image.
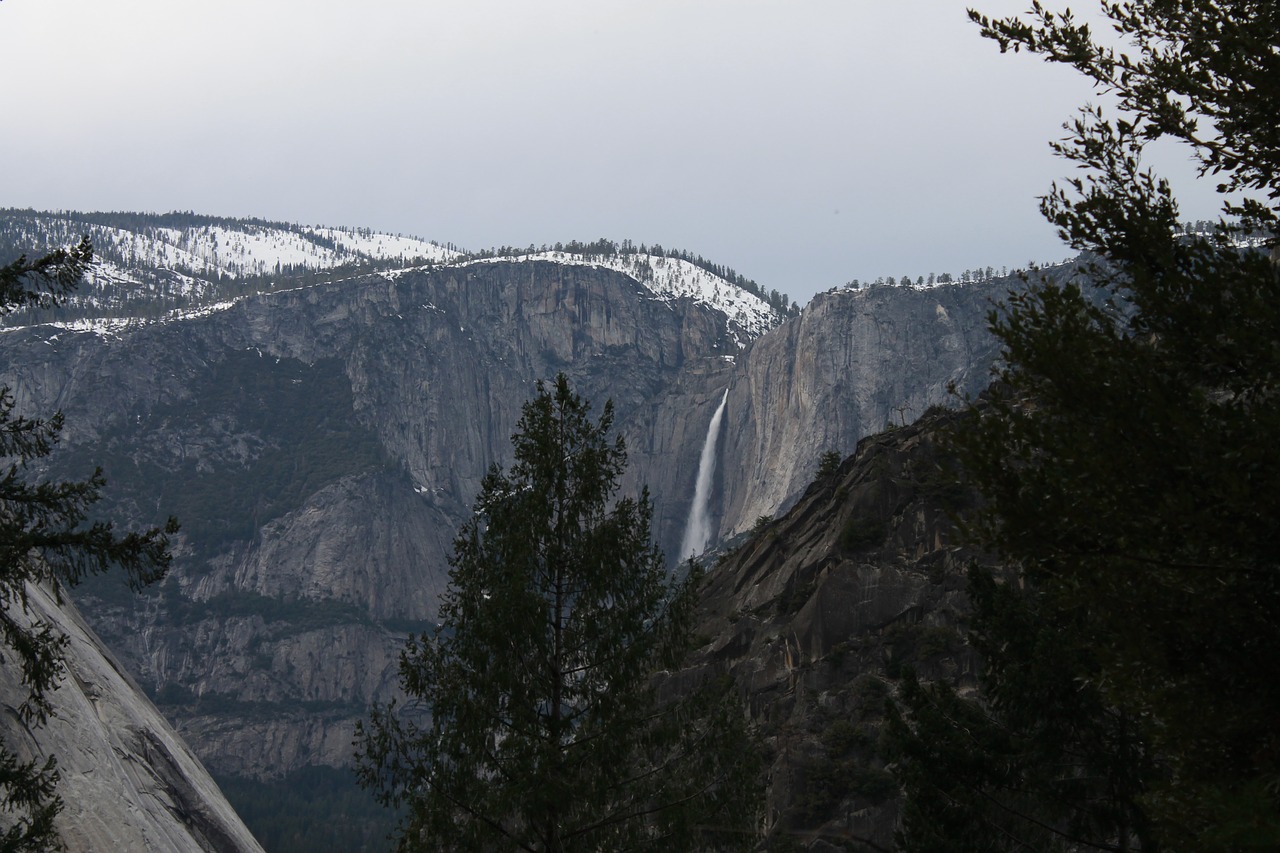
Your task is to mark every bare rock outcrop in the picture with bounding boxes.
[714,283,1000,540]
[0,258,1013,793]
[0,583,263,852]
[673,409,989,849]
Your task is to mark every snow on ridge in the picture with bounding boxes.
[136,224,458,277]
[11,216,457,283]
[5,213,778,340]
[2,298,244,339]
[119,223,456,280]
[301,226,459,264]
[458,251,779,339]
[139,225,349,277]
[2,213,466,330]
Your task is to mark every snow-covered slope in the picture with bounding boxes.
[2,213,455,279]
[460,250,779,340]
[1,210,783,342]
[0,210,459,313]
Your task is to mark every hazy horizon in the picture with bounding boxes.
[0,1,1225,305]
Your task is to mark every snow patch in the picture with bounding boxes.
[458,251,778,339]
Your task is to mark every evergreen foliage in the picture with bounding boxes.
[815,449,842,479]
[59,350,386,557]
[356,375,762,852]
[889,2,1280,850]
[0,209,447,327]
[0,243,177,851]
[214,766,397,853]
[462,237,798,318]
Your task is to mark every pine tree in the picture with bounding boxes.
[1,241,178,851]
[890,2,1280,850]
[356,375,761,852]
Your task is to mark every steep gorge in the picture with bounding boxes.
[0,253,1012,794]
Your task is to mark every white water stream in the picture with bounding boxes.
[679,389,730,559]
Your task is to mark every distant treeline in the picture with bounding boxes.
[843,219,1273,293]
[0,209,444,326]
[460,237,801,317]
[213,766,397,853]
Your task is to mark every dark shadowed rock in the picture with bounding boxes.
[1,255,1013,789]
[671,408,993,849]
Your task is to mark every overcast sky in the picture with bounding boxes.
[1,1,1223,306]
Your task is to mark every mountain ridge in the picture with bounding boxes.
[0,208,1044,849]
[0,209,788,341]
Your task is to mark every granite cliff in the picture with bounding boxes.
[2,257,750,780]
[0,212,1027,845]
[0,582,263,852]
[671,407,989,850]
[633,280,1002,556]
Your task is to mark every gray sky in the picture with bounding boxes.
[0,1,1223,306]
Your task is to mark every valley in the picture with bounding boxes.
[1,209,1020,850]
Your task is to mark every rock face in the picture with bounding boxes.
[635,282,1003,555]
[0,259,760,781]
[673,409,989,849]
[0,250,1013,789]
[0,583,263,853]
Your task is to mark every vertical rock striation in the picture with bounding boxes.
[717,283,1001,539]
[0,583,264,852]
[0,257,1013,787]
[670,408,989,848]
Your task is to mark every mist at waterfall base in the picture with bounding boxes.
[680,389,730,559]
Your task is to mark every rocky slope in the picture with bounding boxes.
[0,258,735,777]
[673,408,990,850]
[0,212,1023,807]
[0,582,263,852]
[631,280,1003,560]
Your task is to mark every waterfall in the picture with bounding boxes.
[679,388,730,559]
